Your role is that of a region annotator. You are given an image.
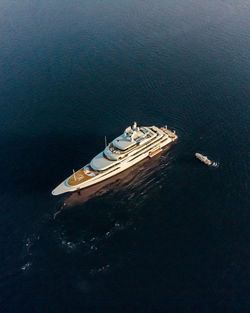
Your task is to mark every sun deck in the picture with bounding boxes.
[112,125,153,151]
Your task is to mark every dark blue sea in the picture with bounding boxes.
[0,1,249,312]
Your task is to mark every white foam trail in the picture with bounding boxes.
[212,162,219,168]
[21,262,32,271]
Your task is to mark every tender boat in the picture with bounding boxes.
[195,153,212,166]
[52,122,178,195]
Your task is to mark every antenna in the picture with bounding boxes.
[104,136,107,147]
[73,169,76,181]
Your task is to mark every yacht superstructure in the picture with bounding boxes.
[52,123,177,195]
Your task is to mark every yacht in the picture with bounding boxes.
[52,122,177,195]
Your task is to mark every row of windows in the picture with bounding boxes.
[129,135,165,157]
[128,137,169,162]
[93,134,168,176]
[100,167,121,178]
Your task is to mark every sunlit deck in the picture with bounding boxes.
[67,169,93,186]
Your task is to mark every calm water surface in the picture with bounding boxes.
[0,1,249,312]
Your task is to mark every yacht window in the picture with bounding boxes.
[103,152,113,161]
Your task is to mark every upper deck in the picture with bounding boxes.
[112,124,155,151]
[89,123,164,171]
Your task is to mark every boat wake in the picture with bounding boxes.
[20,150,176,282]
[211,161,219,168]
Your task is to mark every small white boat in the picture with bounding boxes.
[195,153,219,167]
[52,122,178,195]
[195,153,212,166]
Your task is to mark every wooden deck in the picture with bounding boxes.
[67,169,93,186]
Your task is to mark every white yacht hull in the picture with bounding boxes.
[52,126,177,196]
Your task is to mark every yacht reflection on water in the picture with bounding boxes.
[63,144,175,208]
